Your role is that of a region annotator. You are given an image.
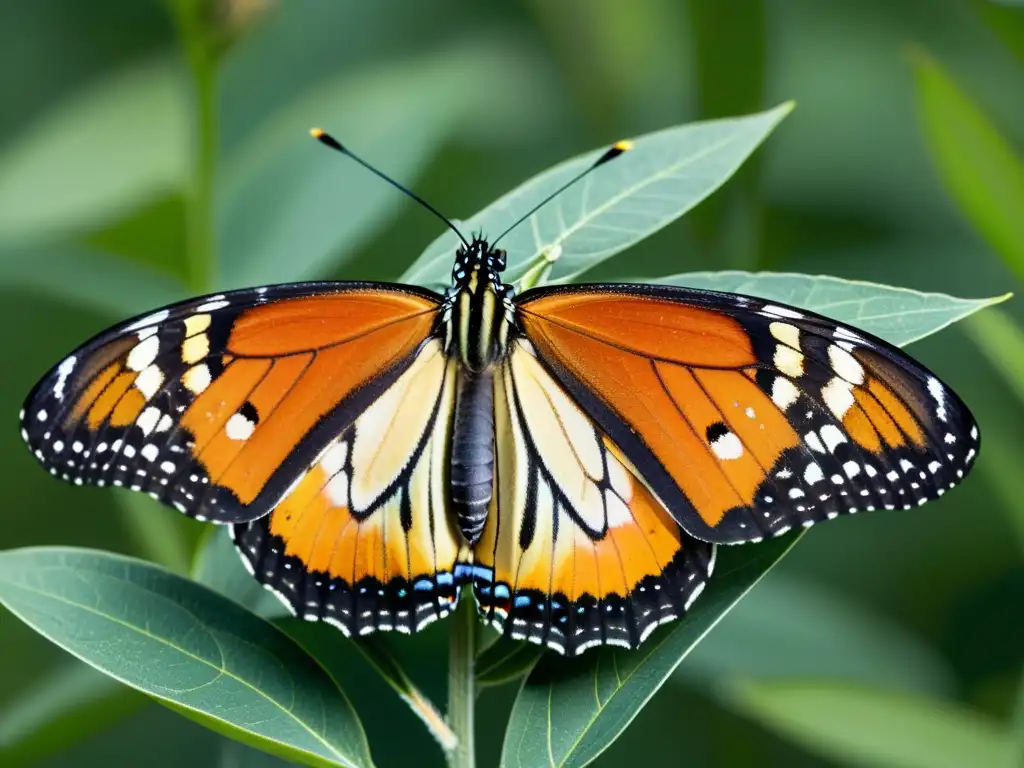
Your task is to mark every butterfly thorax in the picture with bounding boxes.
[442,237,515,374]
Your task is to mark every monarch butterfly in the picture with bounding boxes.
[20,129,979,656]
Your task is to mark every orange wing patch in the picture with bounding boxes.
[521,290,756,367]
[470,342,715,655]
[518,286,979,544]
[20,284,441,524]
[232,339,465,637]
[520,303,798,531]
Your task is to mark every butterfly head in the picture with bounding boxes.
[445,236,515,372]
[450,236,506,289]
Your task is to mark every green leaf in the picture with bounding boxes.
[350,639,455,753]
[657,270,1011,347]
[0,547,373,768]
[218,40,548,290]
[908,47,1024,282]
[192,530,453,750]
[963,307,1024,405]
[403,103,794,288]
[679,575,954,696]
[0,244,188,318]
[501,537,800,768]
[0,58,187,244]
[0,661,143,764]
[501,274,999,767]
[726,681,1017,768]
[476,638,545,689]
[974,0,1024,64]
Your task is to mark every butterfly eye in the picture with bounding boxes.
[491,249,507,271]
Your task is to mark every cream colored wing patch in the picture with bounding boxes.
[232,339,466,637]
[471,340,716,656]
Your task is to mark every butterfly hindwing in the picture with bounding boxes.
[20,282,441,523]
[232,338,468,636]
[517,284,979,544]
[470,340,716,655]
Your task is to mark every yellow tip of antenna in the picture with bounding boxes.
[310,127,325,139]
[614,139,634,152]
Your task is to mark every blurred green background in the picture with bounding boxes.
[1,0,1023,766]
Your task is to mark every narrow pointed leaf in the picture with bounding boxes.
[476,638,545,689]
[192,529,451,750]
[0,58,187,244]
[350,639,455,752]
[726,681,1016,768]
[404,103,794,288]
[502,274,999,767]
[501,537,800,768]
[0,547,373,768]
[909,47,1024,281]
[656,270,1010,346]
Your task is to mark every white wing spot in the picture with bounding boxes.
[137,407,161,437]
[134,365,164,400]
[820,424,848,452]
[828,345,865,385]
[821,377,855,419]
[53,356,77,400]
[805,431,825,454]
[770,377,800,410]
[927,377,948,422]
[710,432,743,460]
[183,363,212,394]
[804,463,824,485]
[196,299,229,312]
[126,336,160,372]
[225,412,256,441]
[761,304,803,319]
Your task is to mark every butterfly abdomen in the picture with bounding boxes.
[451,371,494,544]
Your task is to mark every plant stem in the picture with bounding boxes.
[171,0,218,293]
[446,588,476,768]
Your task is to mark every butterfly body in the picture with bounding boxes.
[20,138,980,655]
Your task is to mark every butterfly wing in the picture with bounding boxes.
[517,284,979,545]
[470,340,716,655]
[232,338,468,636]
[20,282,441,523]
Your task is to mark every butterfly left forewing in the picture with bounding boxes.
[471,340,715,655]
[21,283,441,523]
[232,338,468,636]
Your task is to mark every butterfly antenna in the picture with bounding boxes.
[491,139,634,247]
[310,128,470,248]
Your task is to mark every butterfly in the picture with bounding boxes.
[19,129,979,656]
